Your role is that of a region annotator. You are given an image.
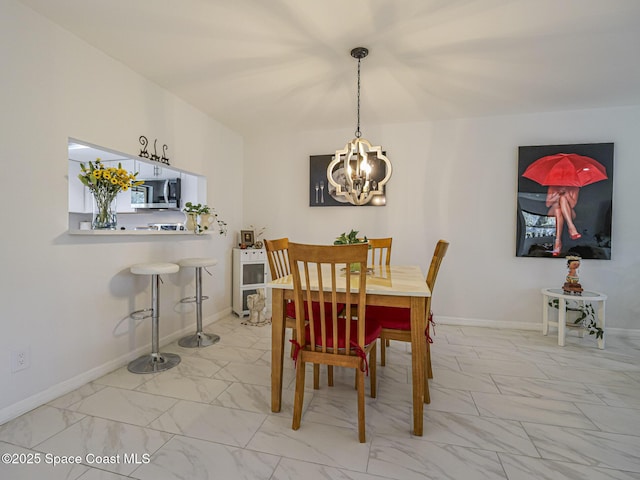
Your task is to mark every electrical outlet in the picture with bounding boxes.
[11,348,30,373]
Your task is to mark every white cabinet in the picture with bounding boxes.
[135,161,176,180]
[232,248,270,317]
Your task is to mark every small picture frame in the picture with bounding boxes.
[240,230,255,247]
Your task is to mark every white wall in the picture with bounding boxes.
[0,0,243,421]
[244,107,640,331]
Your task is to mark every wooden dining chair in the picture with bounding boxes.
[367,237,392,266]
[288,242,380,443]
[366,239,449,404]
[265,238,340,387]
[265,238,297,356]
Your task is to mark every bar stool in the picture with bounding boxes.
[178,257,221,348]
[128,262,181,374]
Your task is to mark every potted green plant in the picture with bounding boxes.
[333,229,368,245]
[183,202,210,215]
[334,229,368,271]
[183,202,227,235]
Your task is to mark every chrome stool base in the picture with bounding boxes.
[128,263,181,375]
[128,352,181,374]
[178,332,220,348]
[178,258,220,349]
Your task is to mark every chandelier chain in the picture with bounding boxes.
[355,57,362,138]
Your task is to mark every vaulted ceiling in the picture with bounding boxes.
[18,0,640,134]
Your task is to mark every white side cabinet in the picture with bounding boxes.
[232,248,270,317]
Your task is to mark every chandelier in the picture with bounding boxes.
[327,47,392,206]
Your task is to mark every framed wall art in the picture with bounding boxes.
[309,154,388,207]
[516,142,613,259]
[240,229,254,247]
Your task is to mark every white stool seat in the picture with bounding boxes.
[179,258,218,268]
[131,262,179,275]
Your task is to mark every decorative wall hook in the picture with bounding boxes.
[139,136,149,159]
[139,135,170,165]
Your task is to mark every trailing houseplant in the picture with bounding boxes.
[183,202,227,235]
[548,298,604,339]
[183,202,210,215]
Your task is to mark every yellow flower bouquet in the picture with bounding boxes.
[78,159,142,229]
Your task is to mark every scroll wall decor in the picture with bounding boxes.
[139,136,170,165]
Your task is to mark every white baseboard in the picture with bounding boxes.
[436,315,640,338]
[0,308,231,426]
[435,316,540,331]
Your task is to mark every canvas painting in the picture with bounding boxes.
[516,143,613,259]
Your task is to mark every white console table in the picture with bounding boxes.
[541,288,607,349]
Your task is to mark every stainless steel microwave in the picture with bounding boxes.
[131,178,181,209]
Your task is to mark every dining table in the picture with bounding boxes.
[267,264,431,436]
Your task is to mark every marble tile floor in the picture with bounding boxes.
[2,316,640,480]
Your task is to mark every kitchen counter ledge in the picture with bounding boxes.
[68,229,208,236]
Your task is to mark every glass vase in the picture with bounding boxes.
[92,194,117,230]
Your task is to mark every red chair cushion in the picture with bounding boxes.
[305,316,381,349]
[366,305,435,343]
[285,301,297,318]
[365,305,410,330]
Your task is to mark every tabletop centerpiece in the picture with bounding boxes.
[78,158,142,230]
[183,202,227,235]
[334,229,368,272]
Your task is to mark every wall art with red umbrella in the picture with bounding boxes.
[516,143,613,259]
